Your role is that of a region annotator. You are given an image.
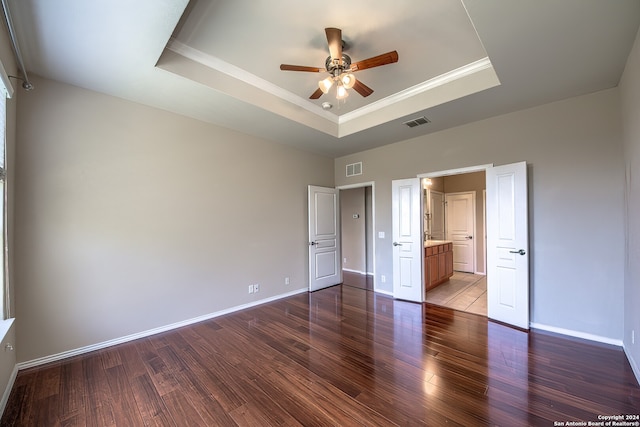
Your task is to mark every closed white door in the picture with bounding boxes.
[486,162,529,329]
[446,192,475,273]
[392,178,423,302]
[430,190,445,240]
[308,186,341,291]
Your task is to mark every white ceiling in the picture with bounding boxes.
[7,0,640,158]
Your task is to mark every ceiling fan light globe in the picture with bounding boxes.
[336,84,349,99]
[341,73,356,89]
[319,76,334,94]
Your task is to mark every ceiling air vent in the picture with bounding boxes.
[402,116,430,128]
[346,162,363,177]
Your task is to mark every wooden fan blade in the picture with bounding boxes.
[325,27,343,65]
[350,50,399,72]
[309,88,324,99]
[280,64,323,72]
[352,79,374,97]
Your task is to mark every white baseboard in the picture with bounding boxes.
[342,268,371,275]
[17,288,308,371]
[530,322,623,347]
[0,364,17,417]
[623,344,640,385]
[374,288,393,296]
[474,271,486,276]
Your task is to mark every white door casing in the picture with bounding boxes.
[446,192,475,273]
[392,178,423,302]
[486,162,529,329]
[482,189,487,275]
[308,186,342,292]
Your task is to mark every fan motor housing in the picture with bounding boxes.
[325,54,352,76]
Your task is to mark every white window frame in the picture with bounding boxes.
[0,59,13,321]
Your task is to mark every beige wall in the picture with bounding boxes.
[428,176,444,192]
[14,76,334,362]
[335,88,625,341]
[443,171,486,273]
[620,26,640,382]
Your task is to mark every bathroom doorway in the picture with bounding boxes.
[422,171,487,316]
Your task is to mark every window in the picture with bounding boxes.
[0,61,12,321]
[0,90,6,319]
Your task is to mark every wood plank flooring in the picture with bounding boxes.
[342,270,374,291]
[2,285,639,426]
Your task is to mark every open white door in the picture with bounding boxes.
[486,162,529,329]
[392,178,423,302]
[308,186,342,291]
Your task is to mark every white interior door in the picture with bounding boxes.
[430,190,445,240]
[392,178,423,302]
[308,186,341,291]
[486,162,529,329]
[446,192,475,273]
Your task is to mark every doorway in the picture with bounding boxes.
[389,162,529,328]
[339,184,374,292]
[422,170,487,316]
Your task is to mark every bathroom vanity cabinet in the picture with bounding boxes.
[424,240,454,291]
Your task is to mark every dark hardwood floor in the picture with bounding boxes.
[2,285,639,426]
[342,270,374,291]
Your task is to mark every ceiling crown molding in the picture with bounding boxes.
[164,38,499,138]
[166,38,338,123]
[339,57,493,124]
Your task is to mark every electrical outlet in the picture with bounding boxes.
[248,285,254,294]
[285,277,290,285]
[343,257,347,264]
[381,275,386,283]
[633,330,635,345]
[254,284,260,293]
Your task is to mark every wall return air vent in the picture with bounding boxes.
[346,162,363,177]
[402,116,430,128]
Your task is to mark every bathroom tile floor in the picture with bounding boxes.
[426,272,487,316]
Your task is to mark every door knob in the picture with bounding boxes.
[465,236,473,240]
[393,242,402,246]
[509,249,526,255]
[309,241,317,246]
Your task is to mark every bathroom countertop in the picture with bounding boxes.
[424,240,452,248]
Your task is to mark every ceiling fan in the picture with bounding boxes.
[280,27,399,100]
